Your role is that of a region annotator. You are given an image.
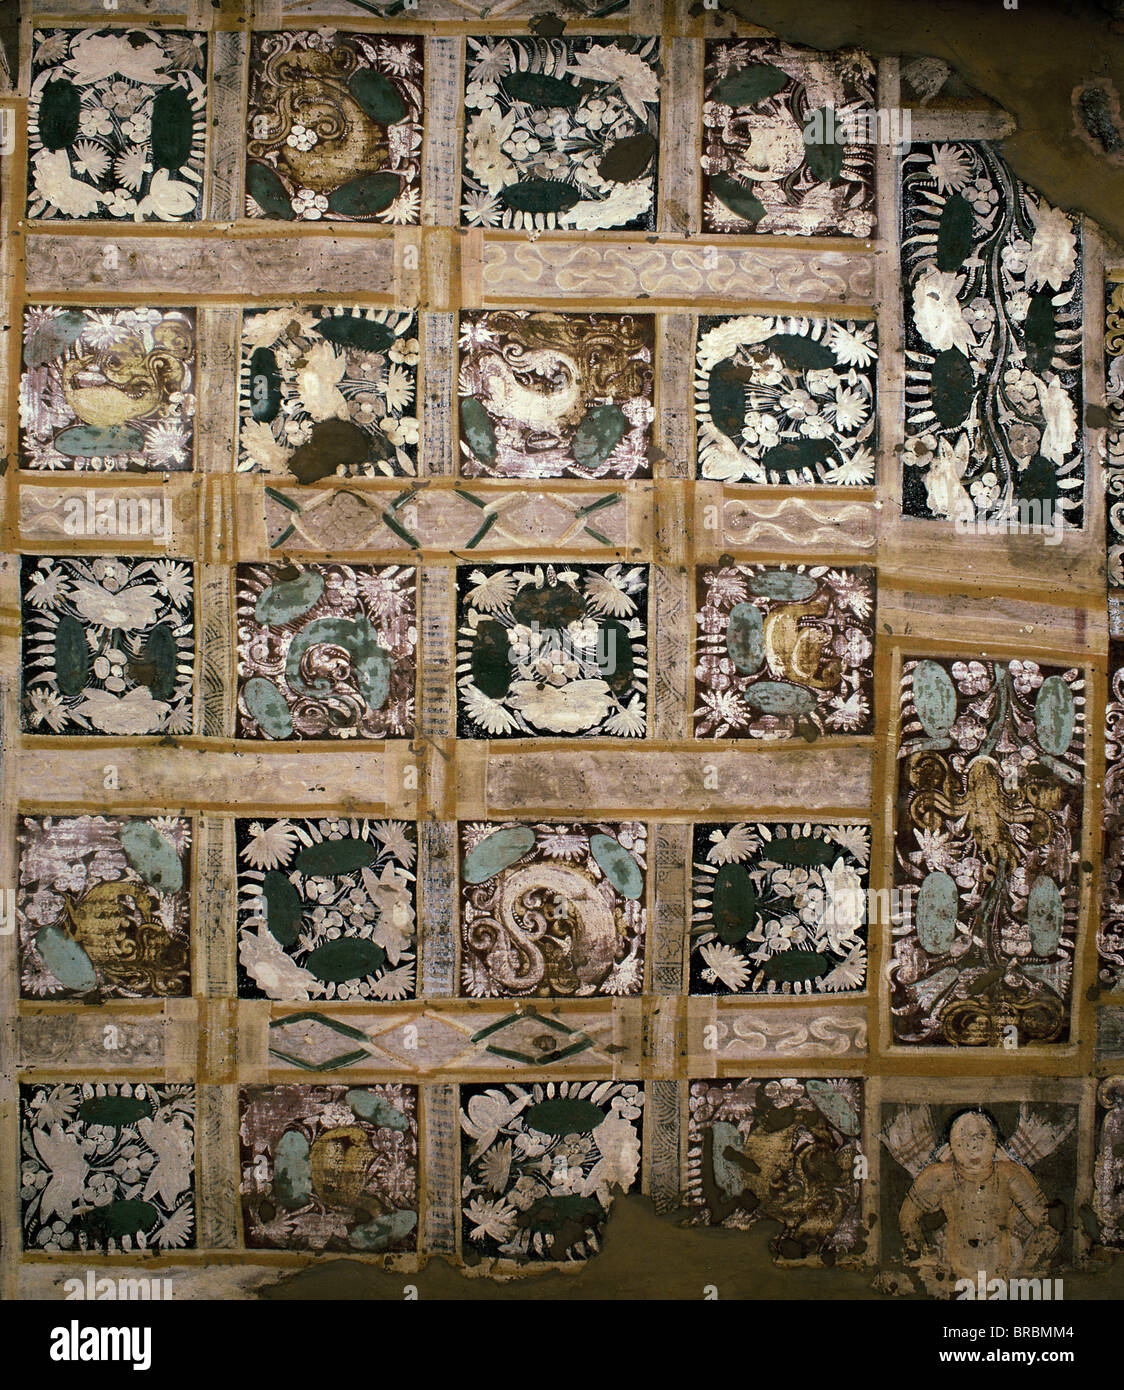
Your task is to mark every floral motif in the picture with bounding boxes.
[239,1084,418,1252]
[235,562,416,741]
[695,314,877,484]
[892,657,1084,1045]
[236,817,416,1002]
[18,814,191,1000]
[459,821,646,997]
[1100,640,1124,991]
[457,311,654,479]
[20,306,195,471]
[460,37,660,232]
[1094,1079,1124,1249]
[1106,281,1124,582]
[28,29,206,222]
[691,822,869,996]
[20,1082,195,1252]
[21,555,194,736]
[460,1081,643,1262]
[246,32,423,224]
[239,306,419,478]
[901,142,1083,524]
[457,563,648,739]
[693,563,875,739]
[686,1077,864,1263]
[702,38,876,237]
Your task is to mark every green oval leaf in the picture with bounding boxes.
[120,821,182,892]
[931,348,975,428]
[38,79,80,151]
[711,62,790,108]
[763,949,830,982]
[54,612,90,698]
[305,936,386,983]
[1027,875,1064,956]
[597,132,658,184]
[460,396,497,465]
[598,618,634,695]
[327,171,401,217]
[246,160,296,220]
[294,836,377,877]
[23,309,86,368]
[709,173,767,225]
[743,680,817,715]
[501,71,584,108]
[498,178,581,215]
[150,85,195,172]
[571,404,629,469]
[345,1090,410,1129]
[244,676,293,740]
[590,832,643,900]
[469,617,513,700]
[803,108,843,183]
[262,869,303,946]
[1024,291,1056,375]
[761,835,839,867]
[936,192,976,272]
[765,333,836,371]
[78,1094,154,1127]
[54,424,145,457]
[141,622,178,702]
[917,870,959,954]
[36,923,98,993]
[707,358,745,440]
[313,315,396,354]
[274,1128,313,1209]
[249,346,282,423]
[288,417,371,484]
[349,1208,416,1250]
[462,825,536,884]
[255,570,325,627]
[712,863,756,945]
[805,1078,860,1135]
[523,1098,606,1136]
[1035,675,1075,755]
[726,601,765,675]
[747,570,819,602]
[84,1199,160,1243]
[348,69,407,125]
[913,660,958,738]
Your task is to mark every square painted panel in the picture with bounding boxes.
[238,307,419,478]
[458,820,647,997]
[28,29,207,222]
[693,563,876,739]
[695,314,877,485]
[21,555,195,737]
[18,813,191,1001]
[235,563,416,741]
[460,37,660,231]
[702,38,876,237]
[901,141,1083,525]
[236,816,416,1002]
[690,821,869,996]
[460,1081,643,1262]
[686,1078,864,1263]
[1102,638,1124,992]
[20,306,196,472]
[246,32,423,224]
[20,1082,195,1252]
[892,657,1084,1046]
[879,1098,1076,1289]
[239,1084,418,1252]
[457,311,654,480]
[456,563,649,739]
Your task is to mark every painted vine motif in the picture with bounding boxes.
[690,821,869,996]
[1094,1078,1124,1249]
[28,28,207,222]
[695,314,877,485]
[246,32,423,224]
[18,814,191,1001]
[20,306,196,472]
[1101,639,1124,990]
[21,555,195,737]
[701,38,876,237]
[239,1084,418,1252]
[235,562,416,741]
[694,563,876,739]
[900,141,1084,525]
[460,37,660,232]
[892,658,1085,1046]
[236,816,416,1002]
[459,820,646,998]
[460,1081,643,1263]
[20,1082,195,1253]
[686,1078,865,1265]
[1106,280,1124,583]
[457,311,654,480]
[879,1101,1075,1293]
[239,306,419,479]
[456,563,649,739]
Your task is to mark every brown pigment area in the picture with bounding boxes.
[709,0,1124,248]
[257,1194,1124,1300]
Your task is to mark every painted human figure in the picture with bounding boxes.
[899,1111,1057,1279]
